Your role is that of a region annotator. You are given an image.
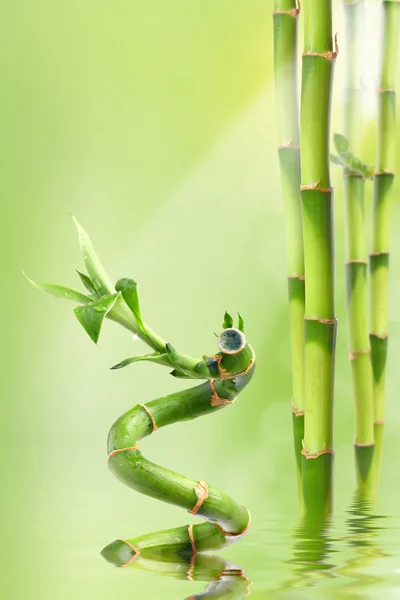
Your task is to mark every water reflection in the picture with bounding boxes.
[104,550,252,599]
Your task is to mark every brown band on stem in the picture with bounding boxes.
[273,7,299,16]
[210,379,236,407]
[369,251,390,257]
[215,506,251,538]
[288,274,305,280]
[186,548,196,582]
[292,398,305,417]
[218,346,256,380]
[377,88,395,93]
[345,259,368,265]
[304,316,338,325]
[374,419,385,425]
[374,170,395,176]
[370,331,388,339]
[301,447,335,459]
[303,33,338,60]
[300,182,334,192]
[119,539,140,567]
[278,141,300,149]
[349,348,370,360]
[139,403,158,432]
[354,441,375,447]
[188,481,209,515]
[188,524,197,556]
[108,444,139,461]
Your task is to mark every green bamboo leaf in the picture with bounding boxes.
[237,313,245,332]
[111,352,170,370]
[330,153,343,166]
[115,278,144,331]
[76,270,99,297]
[74,293,120,344]
[24,272,92,304]
[72,216,114,296]
[170,369,191,379]
[222,311,234,329]
[334,133,350,154]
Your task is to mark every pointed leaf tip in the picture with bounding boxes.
[237,313,245,332]
[115,278,144,330]
[222,311,234,329]
[24,271,92,304]
[111,352,170,370]
[74,293,120,344]
[334,133,350,154]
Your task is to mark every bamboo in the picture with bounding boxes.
[300,0,337,514]
[370,0,400,485]
[273,0,305,506]
[342,0,375,491]
[28,221,256,559]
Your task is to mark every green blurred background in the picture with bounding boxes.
[2,0,400,598]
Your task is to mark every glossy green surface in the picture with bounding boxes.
[5,1,400,598]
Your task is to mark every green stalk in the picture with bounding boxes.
[370,0,400,485]
[342,0,375,492]
[28,221,256,561]
[273,0,305,507]
[300,0,337,514]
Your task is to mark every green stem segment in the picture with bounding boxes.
[273,0,305,506]
[342,0,375,491]
[370,3,400,479]
[300,0,337,514]
[103,333,255,564]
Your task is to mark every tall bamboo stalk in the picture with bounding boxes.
[370,0,400,484]
[342,0,375,491]
[273,0,305,506]
[300,1,337,513]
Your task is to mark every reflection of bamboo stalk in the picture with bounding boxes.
[103,550,252,600]
[300,0,337,514]
[370,1,400,486]
[342,0,375,494]
[273,0,305,508]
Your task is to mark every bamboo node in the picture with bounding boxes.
[188,481,209,515]
[303,33,338,61]
[215,506,251,538]
[374,170,395,176]
[345,259,368,265]
[119,539,140,567]
[374,419,385,425]
[291,399,304,417]
[300,181,334,192]
[217,345,256,381]
[188,524,197,556]
[273,7,299,17]
[278,141,300,150]
[354,441,375,448]
[108,444,139,461]
[377,88,395,93]
[301,447,335,459]
[210,379,236,407]
[349,348,370,361]
[140,403,159,432]
[288,274,305,280]
[370,331,388,339]
[369,251,390,257]
[304,316,338,325]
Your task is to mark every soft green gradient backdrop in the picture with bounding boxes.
[2,1,400,598]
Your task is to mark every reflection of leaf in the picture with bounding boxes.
[74,293,120,343]
[115,278,144,330]
[76,270,99,297]
[111,352,170,370]
[223,311,234,329]
[238,313,245,332]
[72,216,114,296]
[24,272,91,304]
[334,133,350,154]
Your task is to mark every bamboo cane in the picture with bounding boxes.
[27,220,255,560]
[300,0,337,514]
[370,0,400,485]
[342,0,375,491]
[273,0,305,506]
